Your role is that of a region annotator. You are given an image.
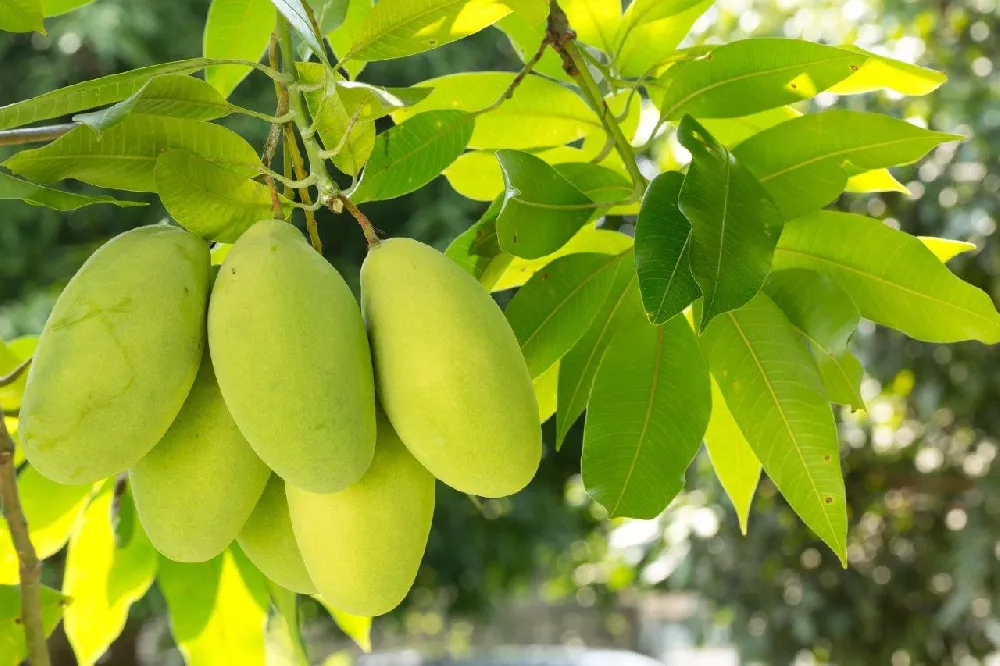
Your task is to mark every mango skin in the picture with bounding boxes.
[361,238,541,498]
[286,413,434,616]
[209,220,376,493]
[237,475,316,594]
[20,224,209,484]
[130,352,270,562]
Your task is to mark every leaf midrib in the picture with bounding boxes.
[755,135,943,183]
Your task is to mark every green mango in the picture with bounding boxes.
[237,475,316,594]
[20,225,209,484]
[361,238,541,498]
[286,413,434,616]
[209,219,376,493]
[130,351,270,562]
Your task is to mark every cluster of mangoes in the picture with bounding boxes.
[17,219,542,617]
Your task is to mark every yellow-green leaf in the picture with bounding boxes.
[0,584,69,664]
[314,596,372,652]
[704,377,760,535]
[918,236,977,263]
[534,360,558,423]
[204,0,277,98]
[298,64,376,177]
[827,48,946,96]
[494,226,633,292]
[843,168,909,194]
[614,0,712,77]
[0,0,45,33]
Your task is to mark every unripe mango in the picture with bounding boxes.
[130,351,270,562]
[20,225,209,484]
[237,475,316,594]
[361,238,541,498]
[209,220,376,493]
[286,413,434,616]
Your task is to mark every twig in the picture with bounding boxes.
[335,195,379,248]
[0,359,31,388]
[0,409,50,666]
[284,123,322,252]
[0,124,76,148]
[476,38,550,115]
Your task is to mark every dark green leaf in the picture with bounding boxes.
[204,0,277,98]
[0,171,143,210]
[445,195,512,290]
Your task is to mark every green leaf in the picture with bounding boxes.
[308,0,350,34]
[0,0,45,33]
[677,116,782,330]
[314,596,372,652]
[613,0,712,77]
[351,110,473,203]
[392,72,600,149]
[445,195,512,290]
[344,0,511,62]
[0,336,35,412]
[494,13,570,81]
[700,294,847,562]
[552,162,632,205]
[494,149,599,259]
[204,0,277,98]
[63,481,158,666]
[658,39,866,120]
[696,105,801,147]
[4,115,260,192]
[843,167,909,194]
[271,0,327,58]
[556,251,645,450]
[764,268,864,409]
[774,210,1000,344]
[337,81,431,121]
[0,171,144,211]
[634,170,700,325]
[159,549,270,666]
[0,584,69,665]
[42,0,94,16]
[155,150,282,243]
[327,0,372,78]
[0,467,91,585]
[0,59,219,131]
[827,47,946,96]
[534,360,559,423]
[919,236,977,263]
[562,0,621,56]
[494,226,633,292]
[298,64,375,177]
[265,581,309,666]
[506,252,623,377]
[733,109,963,220]
[704,376,760,535]
[73,75,232,136]
[582,314,711,519]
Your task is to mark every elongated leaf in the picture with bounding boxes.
[308,0,349,34]
[5,115,260,192]
[314,596,373,652]
[827,48,946,96]
[704,377,760,535]
[919,236,977,262]
[0,0,45,33]
[534,360,559,423]
[634,171,700,325]
[697,105,801,147]
[556,251,645,449]
[264,582,309,666]
[495,149,599,259]
[63,482,158,666]
[337,81,431,121]
[271,0,327,58]
[495,13,570,81]
[160,549,269,666]
[659,39,865,120]
[843,167,909,194]
[392,72,600,149]
[0,336,34,411]
[298,64,375,177]
[563,0,620,55]
[43,0,95,15]
[614,0,712,77]
[155,150,280,243]
[74,75,232,135]
[677,117,782,330]
[700,294,847,562]
[0,171,143,210]
[506,252,623,377]
[552,162,632,205]
[344,0,511,61]
[582,314,711,519]
[445,195,512,289]
[775,211,1000,343]
[0,584,68,664]
[733,110,962,220]
[495,226,633,292]
[204,0,277,98]
[764,268,864,408]
[351,110,473,203]
[327,0,372,78]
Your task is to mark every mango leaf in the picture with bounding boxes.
[534,360,559,423]
[634,170,700,325]
[392,72,600,149]
[343,0,511,62]
[73,75,232,135]
[271,0,327,58]
[700,294,847,563]
[659,39,865,120]
[562,0,621,56]
[704,376,760,535]
[552,162,632,205]
[614,0,713,77]
[495,13,570,81]
[445,195,512,289]
[733,110,963,220]
[337,81,431,121]
[677,117,782,330]
[308,0,349,35]
[314,596,373,652]
[204,0,277,98]
[0,584,69,665]
[5,115,260,192]
[0,467,92,584]
[827,47,946,96]
[351,110,473,203]
[155,150,283,243]
[582,314,711,519]
[327,0,372,78]
[506,252,624,377]
[919,236,977,263]
[63,481,158,666]
[0,171,143,210]
[556,251,645,450]
[0,0,45,33]
[265,581,309,666]
[159,548,270,666]
[495,226,633,292]
[843,167,909,194]
[0,336,34,412]
[774,211,1000,344]
[697,105,801,147]
[298,64,375,177]
[494,149,600,259]
[764,269,864,409]
[43,0,95,16]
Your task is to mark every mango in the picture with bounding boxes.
[208,219,376,493]
[130,351,270,562]
[20,224,209,484]
[360,238,541,498]
[237,475,316,594]
[286,413,434,616]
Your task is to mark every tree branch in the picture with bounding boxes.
[335,195,379,248]
[0,124,76,148]
[476,38,550,115]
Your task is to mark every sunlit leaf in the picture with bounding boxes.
[298,64,375,177]
[337,81,431,121]
[314,596,372,653]
[534,360,559,423]
[271,0,327,58]
[495,13,570,81]
[327,0,372,78]
[204,0,277,98]
[918,236,977,263]
[614,0,712,77]
[265,581,309,666]
[445,195,512,289]
[0,0,45,34]
[552,162,632,205]
[494,226,633,291]
[697,106,801,147]
[827,47,946,96]
[308,0,350,34]
[704,376,760,535]
[0,584,69,664]
[562,0,621,55]
[843,167,909,194]
[0,171,144,211]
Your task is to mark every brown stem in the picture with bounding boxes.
[0,359,31,388]
[0,409,50,666]
[0,124,76,148]
[477,38,550,115]
[335,195,378,248]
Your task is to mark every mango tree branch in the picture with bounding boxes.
[476,38,550,115]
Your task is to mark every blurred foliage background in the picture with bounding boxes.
[1,0,999,664]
